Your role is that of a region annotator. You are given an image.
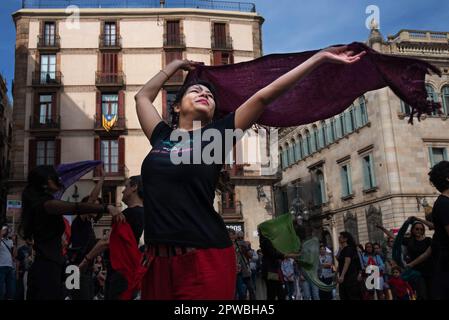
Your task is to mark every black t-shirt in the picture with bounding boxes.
[402,237,432,276]
[337,246,361,277]
[23,190,65,264]
[71,216,97,265]
[431,195,449,271]
[122,206,144,244]
[141,112,236,248]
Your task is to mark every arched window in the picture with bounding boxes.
[297,135,303,160]
[289,139,295,164]
[442,85,449,115]
[359,97,368,125]
[304,130,311,157]
[284,143,291,166]
[328,118,336,143]
[319,121,327,148]
[426,84,439,116]
[311,126,318,153]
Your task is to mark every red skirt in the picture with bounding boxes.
[141,245,236,300]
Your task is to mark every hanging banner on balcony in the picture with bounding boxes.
[102,113,118,132]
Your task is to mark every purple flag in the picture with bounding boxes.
[53,160,102,200]
[185,42,441,126]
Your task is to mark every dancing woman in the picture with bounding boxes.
[135,46,365,299]
[19,165,123,300]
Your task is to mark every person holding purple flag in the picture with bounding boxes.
[19,165,124,300]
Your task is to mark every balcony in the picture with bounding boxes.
[32,71,62,87]
[163,34,186,48]
[225,164,281,185]
[99,35,122,50]
[94,164,128,180]
[95,72,125,88]
[211,35,233,50]
[94,115,126,133]
[29,115,61,132]
[22,0,256,13]
[37,35,60,50]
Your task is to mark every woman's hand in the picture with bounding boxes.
[337,275,345,284]
[317,45,366,65]
[107,205,125,224]
[171,59,204,72]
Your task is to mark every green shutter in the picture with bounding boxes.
[428,147,435,168]
[347,164,353,194]
[444,148,448,161]
[363,156,370,189]
[369,154,376,188]
[341,166,348,197]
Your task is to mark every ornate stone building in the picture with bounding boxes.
[276,27,449,250]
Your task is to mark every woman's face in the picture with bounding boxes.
[365,243,373,254]
[412,223,425,238]
[338,235,346,245]
[176,84,216,123]
[320,247,326,255]
[47,178,61,192]
[374,245,381,255]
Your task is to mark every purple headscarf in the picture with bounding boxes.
[185,42,441,126]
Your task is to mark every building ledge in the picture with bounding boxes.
[341,193,355,201]
[363,187,378,194]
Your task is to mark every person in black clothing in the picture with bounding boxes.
[79,175,144,300]
[337,231,363,300]
[135,48,365,299]
[19,165,123,300]
[428,161,449,299]
[402,219,432,300]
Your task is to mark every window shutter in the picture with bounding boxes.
[28,139,37,171]
[213,51,222,66]
[119,137,125,174]
[118,90,125,121]
[369,154,376,188]
[444,148,448,161]
[347,165,353,195]
[340,166,347,197]
[363,157,370,190]
[55,138,61,167]
[428,147,435,168]
[96,91,101,125]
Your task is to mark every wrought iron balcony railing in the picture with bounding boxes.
[163,33,186,48]
[211,35,233,50]
[99,35,122,49]
[32,71,63,87]
[37,35,61,49]
[29,115,61,131]
[95,71,125,87]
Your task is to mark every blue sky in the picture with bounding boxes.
[1,0,448,101]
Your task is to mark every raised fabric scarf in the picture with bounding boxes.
[53,160,102,199]
[258,214,335,292]
[186,42,440,126]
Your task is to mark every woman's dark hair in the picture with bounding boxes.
[169,80,222,128]
[81,196,103,204]
[340,231,357,248]
[428,161,449,192]
[19,165,60,240]
[129,175,144,200]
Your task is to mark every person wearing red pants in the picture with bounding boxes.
[135,47,365,300]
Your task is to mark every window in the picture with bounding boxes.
[335,115,343,138]
[288,142,295,165]
[310,128,317,153]
[345,108,355,134]
[101,139,119,173]
[429,147,448,167]
[43,22,56,46]
[328,119,336,143]
[40,54,56,82]
[102,94,118,117]
[102,186,116,205]
[298,136,304,161]
[340,163,353,197]
[164,89,178,123]
[101,52,118,74]
[281,147,288,169]
[222,186,236,210]
[426,84,439,116]
[104,22,117,46]
[166,20,181,46]
[291,139,298,162]
[400,100,412,116]
[39,94,53,124]
[304,131,311,156]
[36,140,55,166]
[295,137,302,161]
[359,97,368,125]
[362,154,377,190]
[319,122,327,147]
[442,86,449,115]
[213,22,227,48]
[314,170,326,206]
